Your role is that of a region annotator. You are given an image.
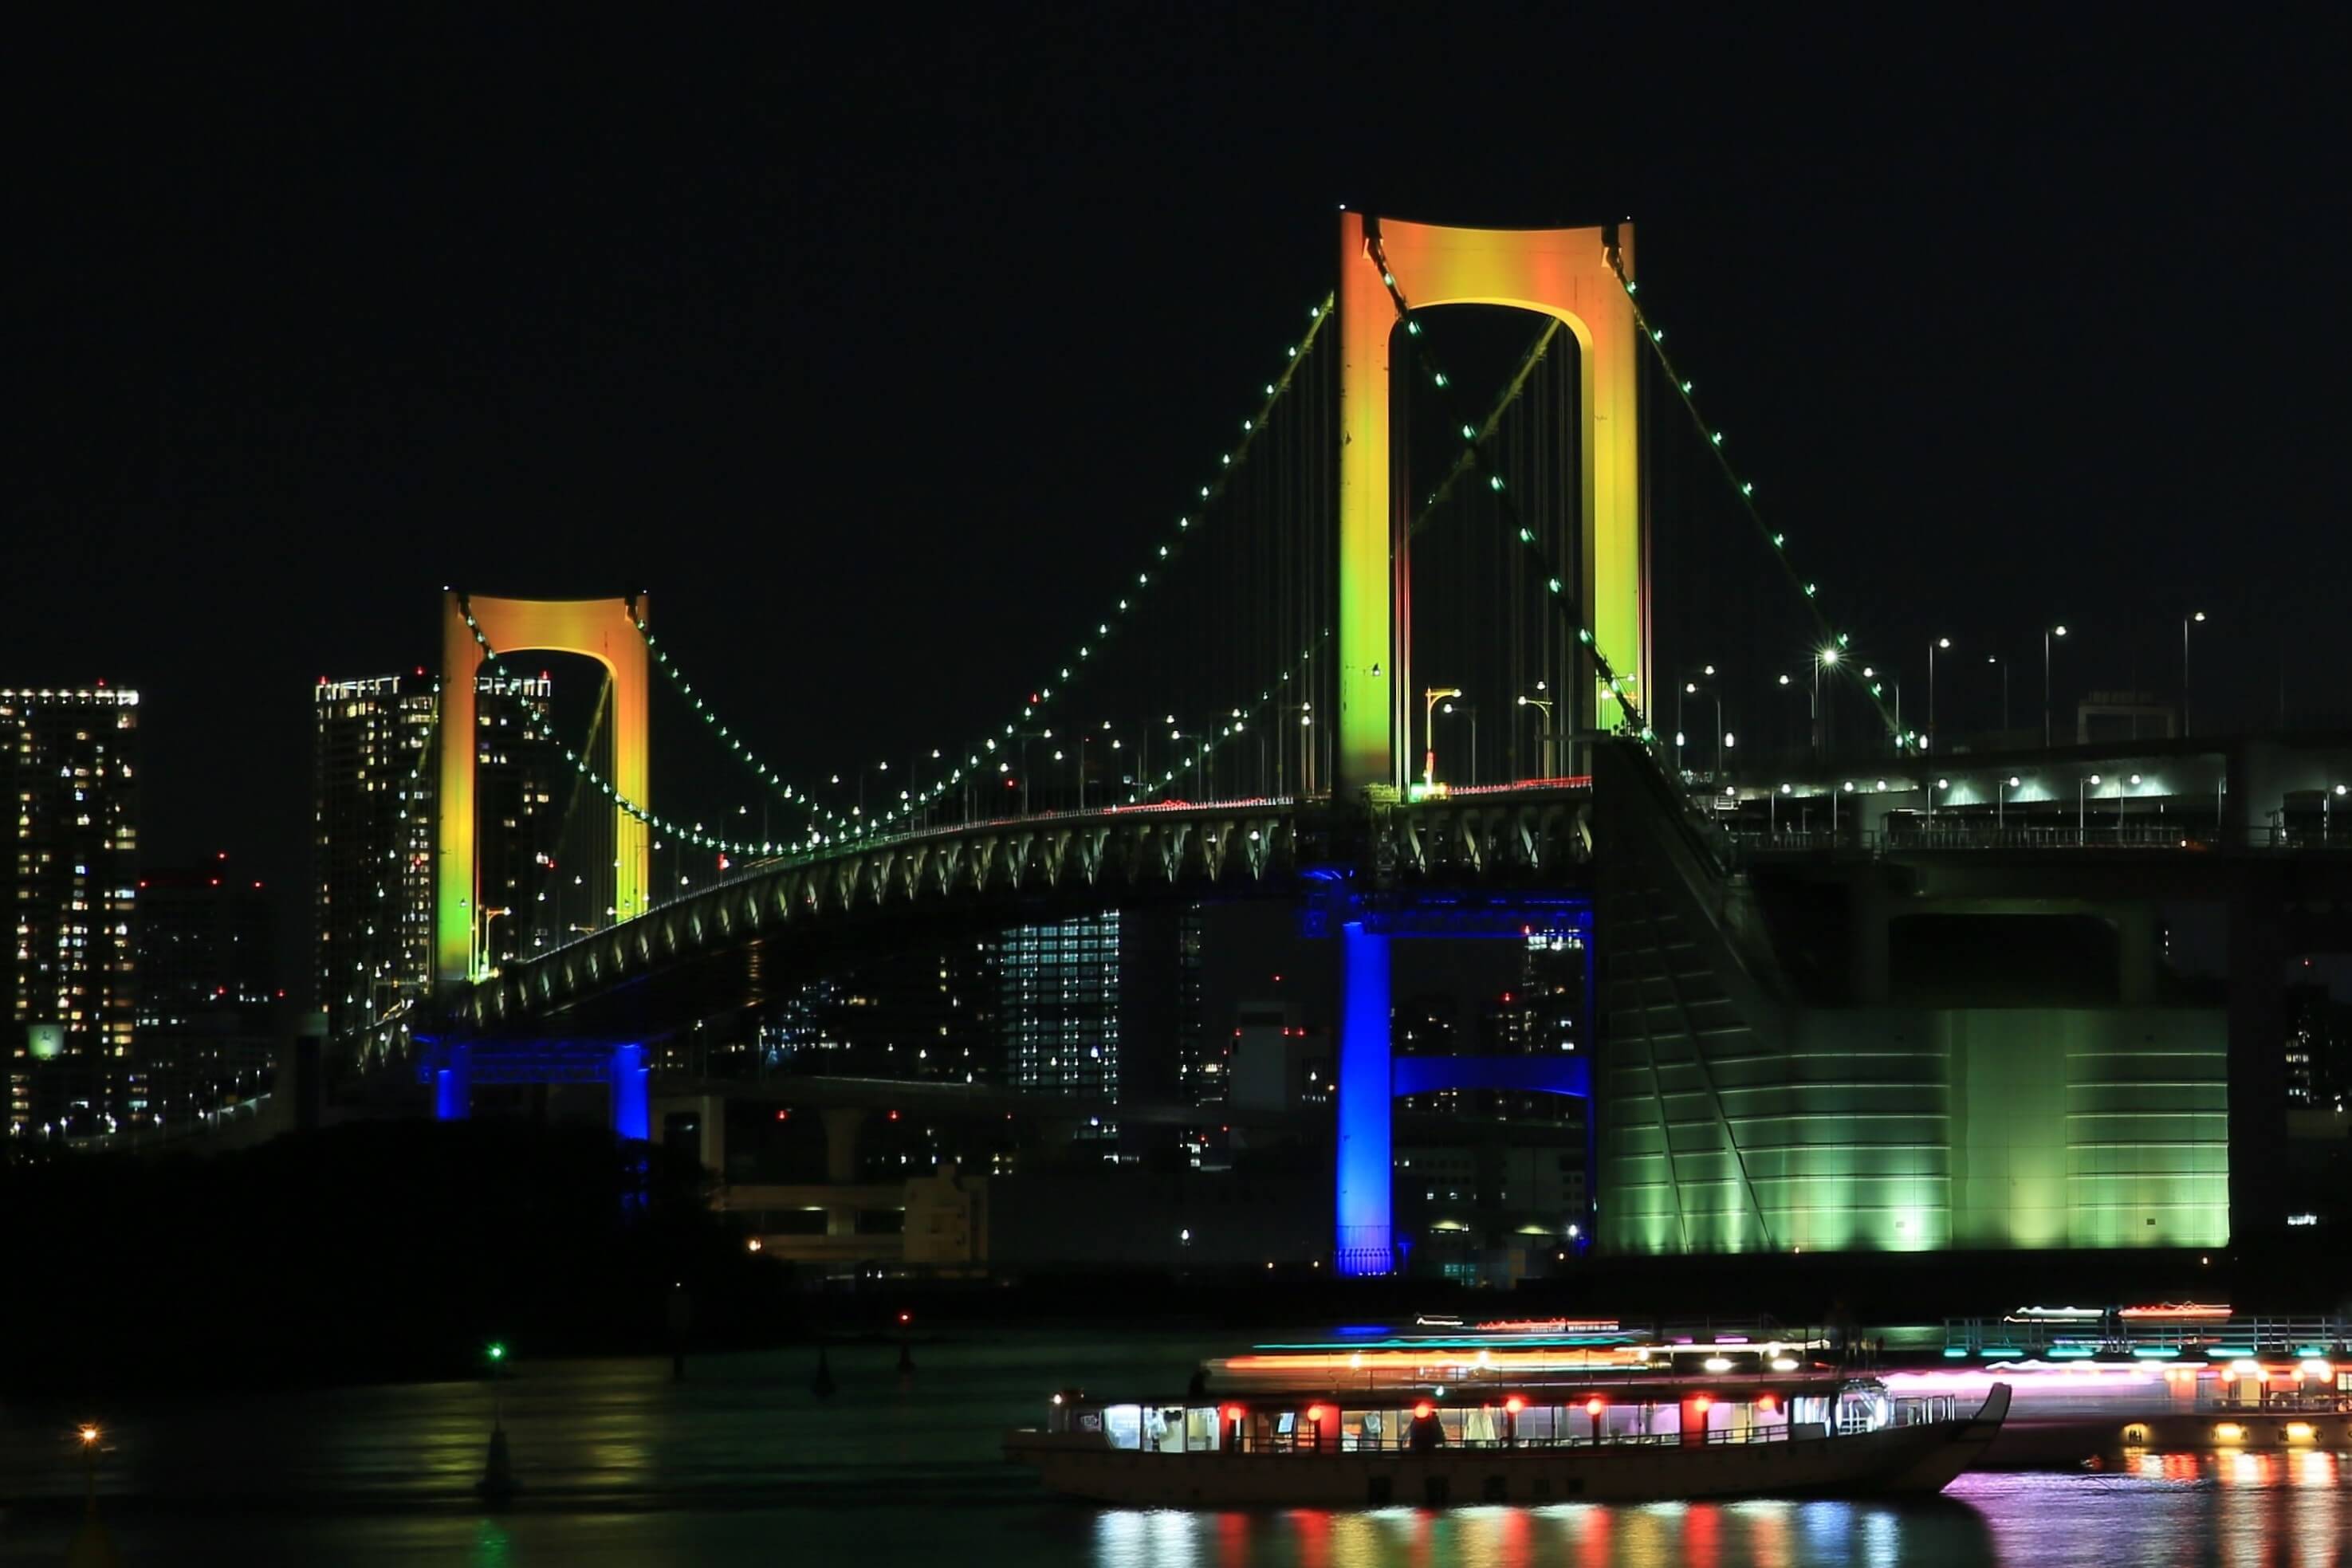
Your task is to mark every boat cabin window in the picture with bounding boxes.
[1103,1405,1143,1450]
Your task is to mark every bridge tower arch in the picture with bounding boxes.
[436,591,651,987]
[1331,216,1644,1275]
[1335,214,1649,799]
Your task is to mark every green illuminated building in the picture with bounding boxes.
[1592,744,2231,1255]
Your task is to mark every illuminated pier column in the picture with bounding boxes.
[1333,921,1395,1275]
[1336,214,1647,797]
[608,1043,651,1142]
[438,592,651,988]
[434,1043,472,1122]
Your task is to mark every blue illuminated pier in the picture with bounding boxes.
[1325,893,1595,1277]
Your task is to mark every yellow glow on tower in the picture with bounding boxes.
[437,592,650,985]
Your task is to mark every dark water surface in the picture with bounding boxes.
[4,1333,2342,1565]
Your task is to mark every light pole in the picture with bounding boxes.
[2079,773,2102,841]
[1422,687,1461,790]
[1987,654,2009,737]
[1813,649,1840,761]
[1777,673,1795,755]
[1999,774,2020,829]
[1678,666,1720,779]
[1927,638,1951,751]
[2043,623,2069,748]
[1517,686,1556,780]
[472,906,512,978]
[2330,783,2347,843]
[2182,611,2206,737]
[1863,666,1901,753]
[1438,701,1478,786]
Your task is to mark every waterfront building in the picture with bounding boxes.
[4,685,140,1138]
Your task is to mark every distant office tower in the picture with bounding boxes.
[761,941,995,1083]
[136,856,280,1124]
[993,907,1201,1152]
[313,671,559,1039]
[5,684,140,1138]
[466,672,560,966]
[1000,911,1125,1102]
[313,675,437,1040]
[2283,984,2348,1109]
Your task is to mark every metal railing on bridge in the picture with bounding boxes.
[1729,824,2352,855]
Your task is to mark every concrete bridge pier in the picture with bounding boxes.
[434,1044,472,1121]
[1333,922,1395,1277]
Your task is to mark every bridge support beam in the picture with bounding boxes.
[434,1043,472,1121]
[1334,922,1396,1275]
[609,1043,650,1142]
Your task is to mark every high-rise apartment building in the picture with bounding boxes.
[6,685,140,1138]
[313,671,560,1041]
[313,675,437,1040]
[136,855,280,1125]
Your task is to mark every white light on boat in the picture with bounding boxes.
[2299,1358,2333,1379]
[2227,1360,2263,1378]
[1704,1357,1733,1373]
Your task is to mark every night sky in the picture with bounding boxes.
[10,13,2339,934]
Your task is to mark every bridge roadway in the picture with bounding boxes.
[442,781,1598,1039]
[437,729,2352,1046]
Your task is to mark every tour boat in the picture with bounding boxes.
[1005,1320,2011,1506]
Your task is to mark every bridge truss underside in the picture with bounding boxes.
[446,793,1595,1039]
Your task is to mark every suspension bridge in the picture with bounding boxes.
[335,214,2345,1270]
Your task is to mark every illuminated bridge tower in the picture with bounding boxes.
[1329,214,1647,1275]
[427,592,652,1141]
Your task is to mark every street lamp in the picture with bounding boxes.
[1516,684,1556,780]
[2043,624,2069,748]
[1422,687,1461,790]
[1813,648,1840,761]
[2329,783,2347,843]
[2182,611,2207,737]
[1438,700,1479,787]
[1927,638,1951,750]
[2079,773,2102,841]
[1999,774,2021,829]
[1678,666,1722,780]
[1987,654,2010,737]
[1863,665,1902,753]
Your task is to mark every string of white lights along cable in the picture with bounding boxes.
[627,614,834,831]
[1122,630,1331,804]
[1363,227,1654,738]
[454,599,802,859]
[1114,324,1572,806]
[1603,252,1906,749]
[883,293,1337,831]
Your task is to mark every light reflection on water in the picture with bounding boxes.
[0,1335,2340,1566]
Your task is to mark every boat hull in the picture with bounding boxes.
[1007,1412,2005,1507]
